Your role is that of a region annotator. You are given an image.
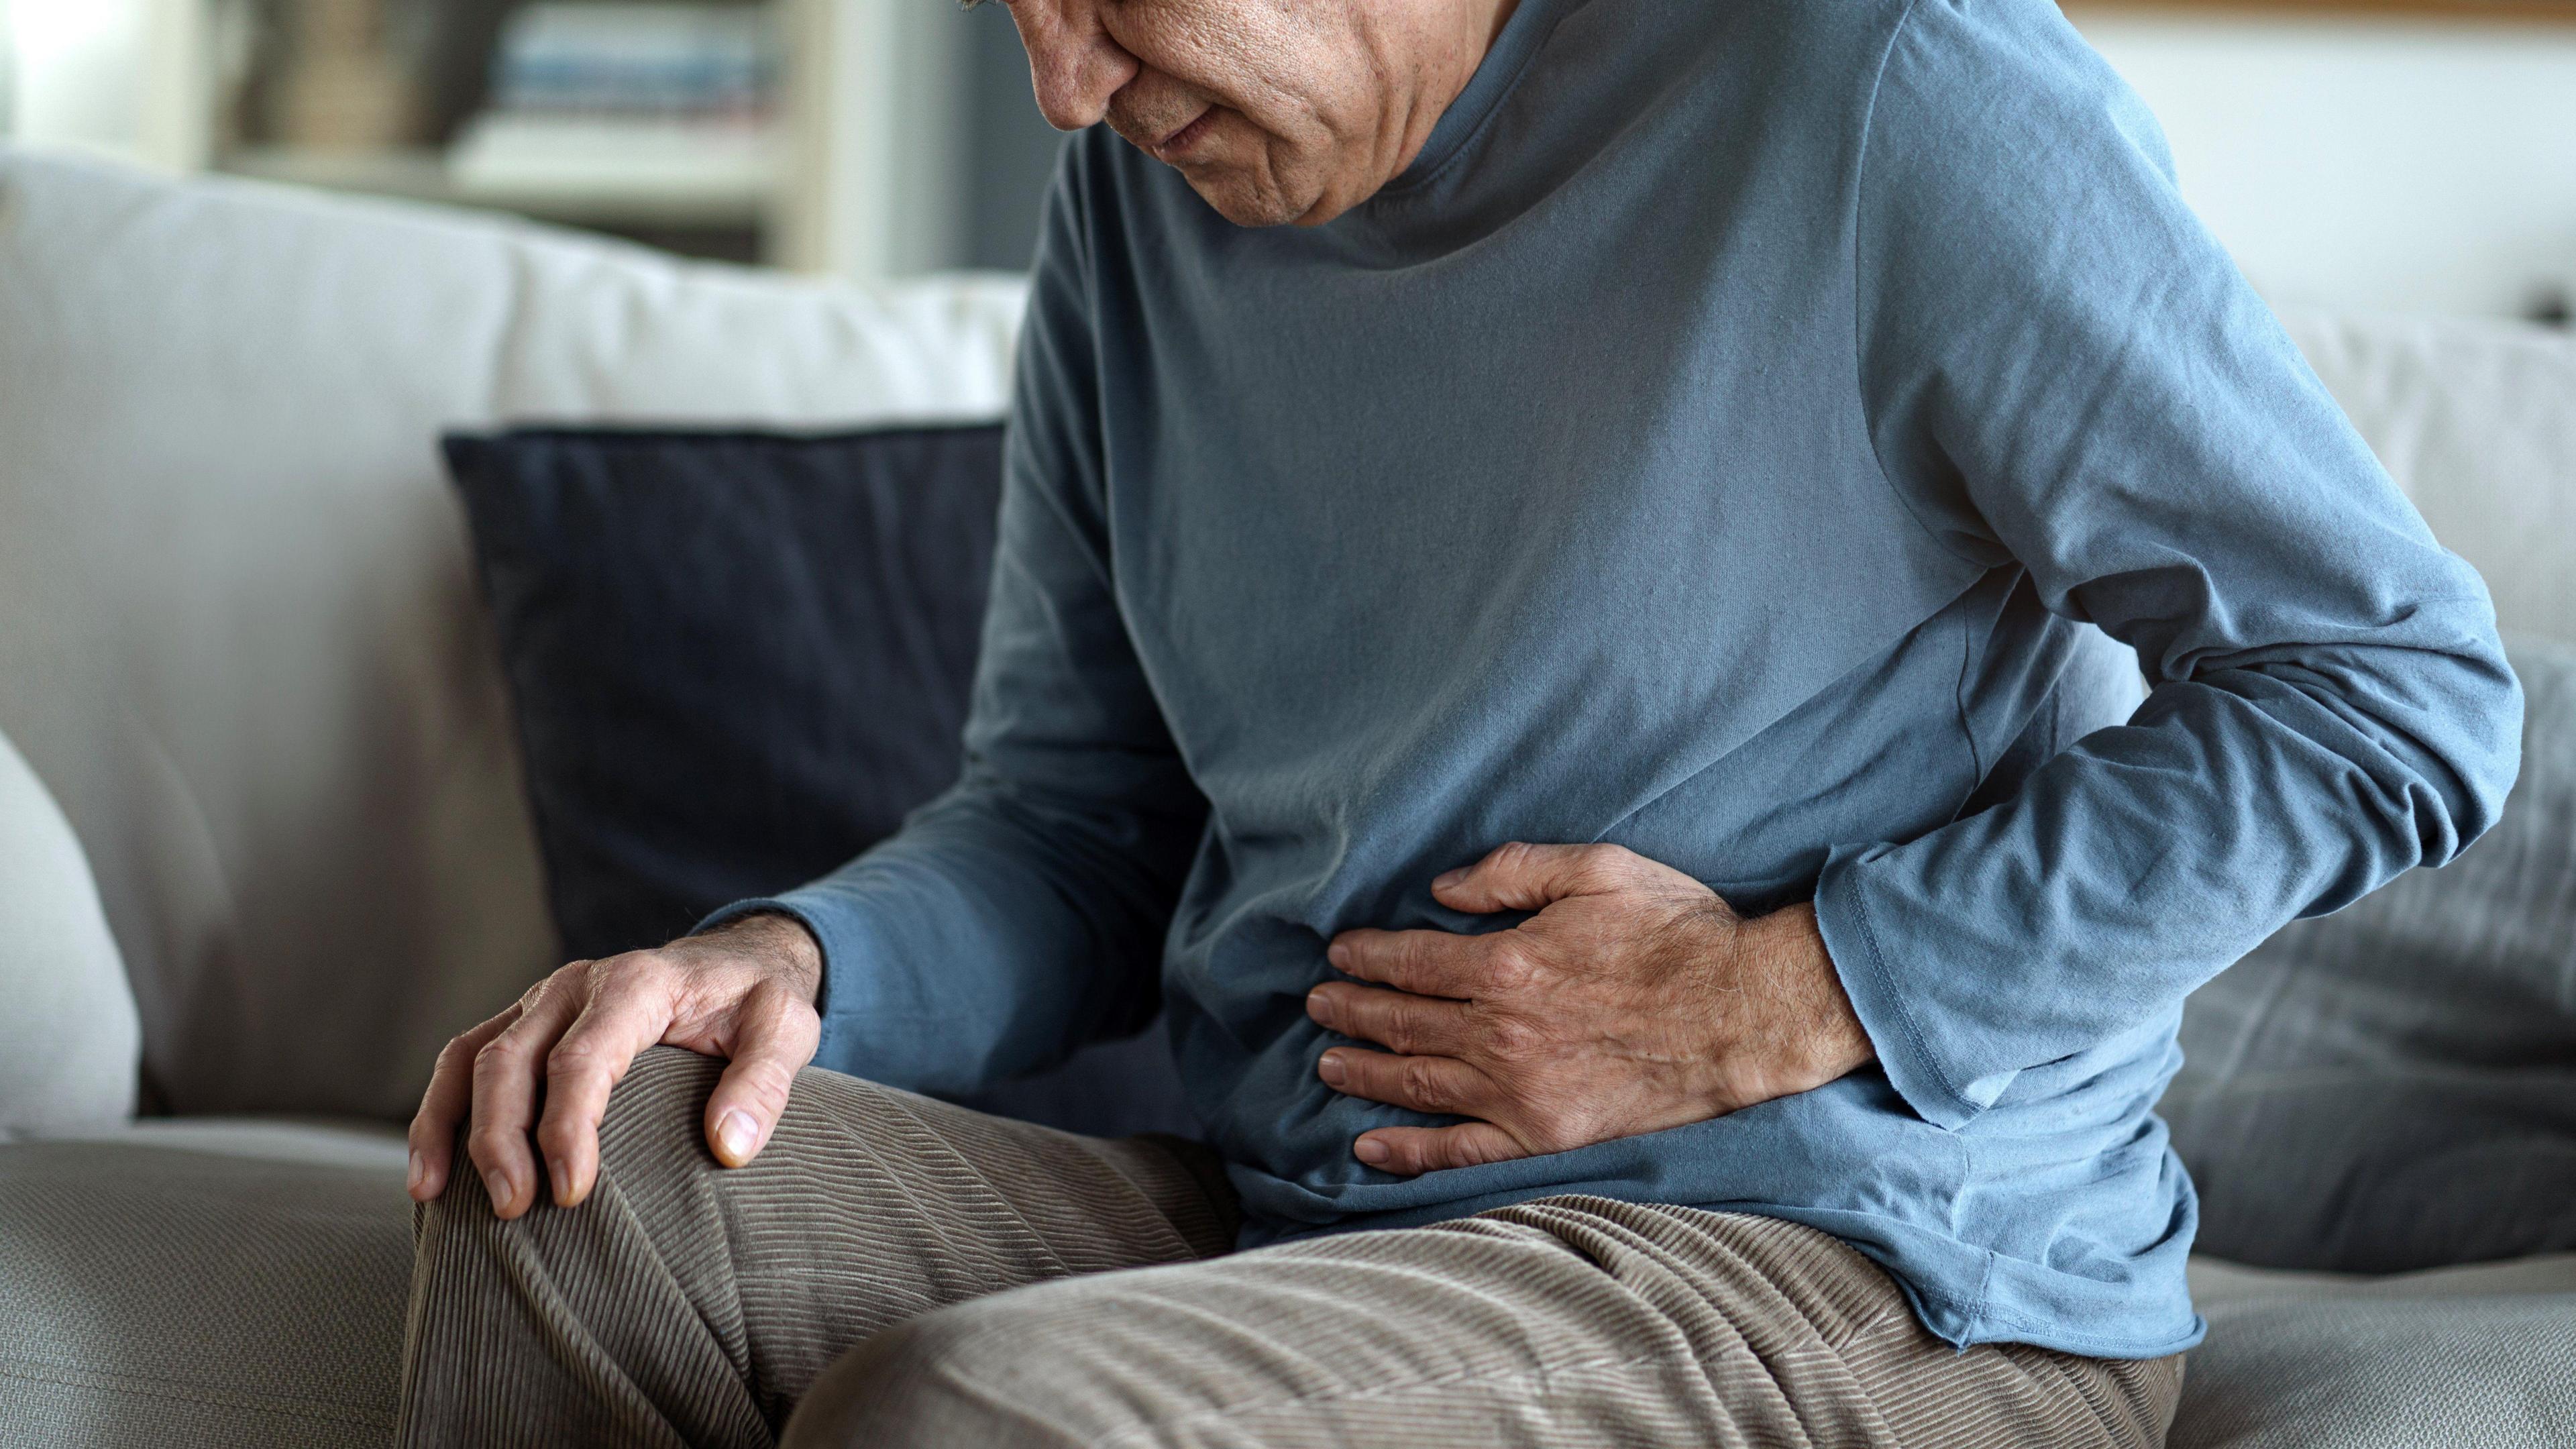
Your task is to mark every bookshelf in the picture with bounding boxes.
[33,0,974,278]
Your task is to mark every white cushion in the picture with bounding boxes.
[2278,309,2576,647]
[0,726,139,1134]
[0,146,1026,1120]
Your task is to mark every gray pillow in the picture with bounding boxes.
[2163,635,2576,1272]
[2172,1255,2576,1449]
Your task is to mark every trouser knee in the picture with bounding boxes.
[594,1044,730,1190]
[416,1044,724,1245]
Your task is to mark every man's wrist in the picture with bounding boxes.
[696,910,825,1004]
[1741,901,1876,1091]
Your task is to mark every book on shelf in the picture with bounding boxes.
[448,3,780,203]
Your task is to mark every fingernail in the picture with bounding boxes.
[1355,1137,1390,1165]
[1326,940,1348,969]
[407,1150,425,1197]
[1434,868,1466,890]
[1306,986,1332,1022]
[716,1110,759,1164]
[481,1167,512,1212]
[547,1157,571,1204]
[1318,1052,1346,1086]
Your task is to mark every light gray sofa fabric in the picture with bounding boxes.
[2163,636,2576,1273]
[2174,1254,2576,1449]
[0,1123,410,1449]
[0,724,139,1134]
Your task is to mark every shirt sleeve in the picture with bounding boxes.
[700,150,1208,1097]
[1816,0,2524,1128]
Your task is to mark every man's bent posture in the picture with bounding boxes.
[398,0,2522,1443]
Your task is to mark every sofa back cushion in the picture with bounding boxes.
[446,425,1006,961]
[0,725,140,1134]
[2277,309,2576,647]
[0,149,1024,1119]
[444,424,1201,1137]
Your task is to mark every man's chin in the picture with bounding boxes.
[1184,170,1326,229]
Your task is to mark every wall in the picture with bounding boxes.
[0,0,208,169]
[963,1,1064,272]
[2073,7,2576,319]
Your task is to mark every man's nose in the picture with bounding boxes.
[1008,0,1140,132]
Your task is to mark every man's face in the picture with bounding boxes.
[998,0,1506,228]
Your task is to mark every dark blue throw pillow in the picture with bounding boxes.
[445,425,1193,1137]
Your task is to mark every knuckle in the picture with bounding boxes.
[1483,939,1540,990]
[472,1034,517,1073]
[1481,1010,1541,1058]
[546,1037,610,1079]
[548,1036,612,1083]
[1392,934,1430,974]
[1399,1058,1452,1112]
[749,1053,806,1102]
[517,969,566,1012]
[586,951,648,989]
[532,1116,584,1159]
[608,952,684,1002]
[1568,847,1621,890]
[464,1125,518,1167]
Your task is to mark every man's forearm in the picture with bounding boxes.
[702,775,1201,1097]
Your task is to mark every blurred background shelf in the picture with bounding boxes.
[225,136,776,226]
[0,0,1061,276]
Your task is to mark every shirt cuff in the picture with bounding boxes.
[691,893,870,1067]
[1811,845,2016,1131]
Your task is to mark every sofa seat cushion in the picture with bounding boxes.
[2173,1253,2576,1449]
[0,1121,410,1449]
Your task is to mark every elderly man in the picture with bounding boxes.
[398,0,2520,1443]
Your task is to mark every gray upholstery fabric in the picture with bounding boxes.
[2165,635,2576,1271]
[0,724,139,1134]
[0,1124,411,1448]
[2173,1254,2576,1449]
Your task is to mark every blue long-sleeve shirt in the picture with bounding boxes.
[711,0,2521,1357]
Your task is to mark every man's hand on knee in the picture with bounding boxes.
[406,912,824,1220]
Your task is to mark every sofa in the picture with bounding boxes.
[1,147,2569,1448]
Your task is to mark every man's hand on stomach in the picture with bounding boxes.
[405,912,824,1219]
[1306,843,1875,1176]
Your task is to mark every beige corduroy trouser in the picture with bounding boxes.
[397,1046,2181,1448]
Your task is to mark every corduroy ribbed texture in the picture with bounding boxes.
[400,1048,2179,1447]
